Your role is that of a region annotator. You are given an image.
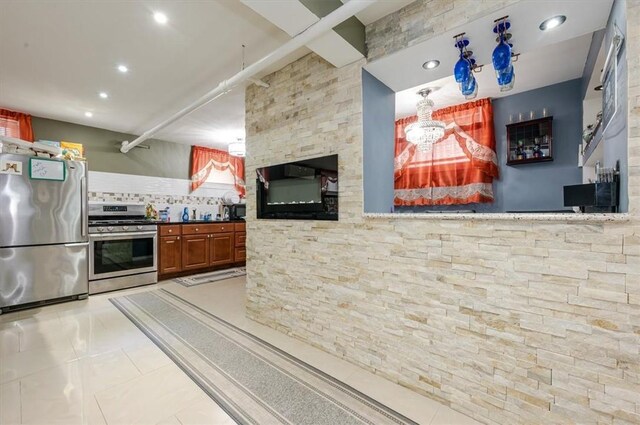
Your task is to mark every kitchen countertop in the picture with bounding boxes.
[153,219,245,225]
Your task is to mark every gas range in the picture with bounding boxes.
[88,221,157,235]
[88,204,157,234]
[89,223,158,235]
[87,203,158,294]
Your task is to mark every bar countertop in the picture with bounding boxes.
[362,212,631,222]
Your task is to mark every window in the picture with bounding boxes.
[0,109,34,141]
[205,167,236,185]
[0,116,21,138]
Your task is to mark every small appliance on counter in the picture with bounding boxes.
[229,203,246,220]
[88,203,157,294]
[0,153,88,313]
[564,161,620,213]
[564,182,619,213]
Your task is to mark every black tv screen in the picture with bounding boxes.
[256,155,338,220]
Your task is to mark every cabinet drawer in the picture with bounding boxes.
[234,247,246,262]
[210,223,233,233]
[182,224,215,235]
[159,225,181,236]
[235,232,246,247]
[234,222,246,232]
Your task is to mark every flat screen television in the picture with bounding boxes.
[256,155,338,220]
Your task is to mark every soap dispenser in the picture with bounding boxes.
[182,207,189,222]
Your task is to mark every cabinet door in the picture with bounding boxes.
[209,232,234,266]
[159,236,182,275]
[182,235,209,270]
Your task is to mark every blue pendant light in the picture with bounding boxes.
[461,73,478,99]
[454,40,471,84]
[453,36,478,100]
[492,19,515,92]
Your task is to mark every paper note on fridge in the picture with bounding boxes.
[0,160,23,175]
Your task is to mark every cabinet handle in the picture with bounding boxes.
[177,236,180,240]
[196,228,199,231]
[168,229,172,233]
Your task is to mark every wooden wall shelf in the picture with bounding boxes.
[506,116,553,166]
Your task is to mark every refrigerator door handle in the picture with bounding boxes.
[81,175,87,237]
[65,242,90,247]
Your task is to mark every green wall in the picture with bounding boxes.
[31,116,191,179]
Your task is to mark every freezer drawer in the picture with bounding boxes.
[0,243,89,309]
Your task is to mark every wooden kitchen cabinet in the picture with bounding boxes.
[159,235,182,274]
[182,234,209,270]
[158,222,246,279]
[209,232,234,266]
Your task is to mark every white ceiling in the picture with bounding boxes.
[396,33,593,118]
[0,1,297,149]
[0,0,413,151]
[362,0,614,118]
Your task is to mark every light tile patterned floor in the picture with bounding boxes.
[0,278,481,425]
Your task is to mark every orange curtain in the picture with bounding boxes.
[394,98,498,206]
[190,145,245,197]
[0,108,34,141]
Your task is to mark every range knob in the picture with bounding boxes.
[137,226,143,230]
[107,226,114,232]
[98,227,105,232]
[122,226,129,231]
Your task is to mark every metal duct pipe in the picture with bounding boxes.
[121,0,377,153]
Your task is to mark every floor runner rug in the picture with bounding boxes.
[110,289,417,425]
[173,267,246,287]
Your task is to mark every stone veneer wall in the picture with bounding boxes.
[365,0,519,61]
[245,2,640,425]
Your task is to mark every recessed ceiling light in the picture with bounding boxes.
[85,112,93,118]
[117,64,128,73]
[422,60,440,70]
[153,12,168,25]
[99,92,108,99]
[539,15,566,31]
[594,85,603,91]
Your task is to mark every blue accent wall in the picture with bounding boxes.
[362,69,395,213]
[398,79,584,213]
[603,0,628,212]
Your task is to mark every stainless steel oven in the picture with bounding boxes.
[89,230,157,280]
[88,204,158,294]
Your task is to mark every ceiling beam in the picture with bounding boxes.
[240,0,365,68]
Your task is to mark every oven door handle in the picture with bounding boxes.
[65,242,90,247]
[90,231,157,239]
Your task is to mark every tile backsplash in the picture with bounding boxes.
[88,171,240,221]
[89,191,226,222]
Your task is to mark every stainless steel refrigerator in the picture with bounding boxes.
[0,153,88,312]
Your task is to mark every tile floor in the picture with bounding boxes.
[0,278,481,425]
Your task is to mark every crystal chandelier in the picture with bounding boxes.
[228,138,246,157]
[404,88,446,152]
